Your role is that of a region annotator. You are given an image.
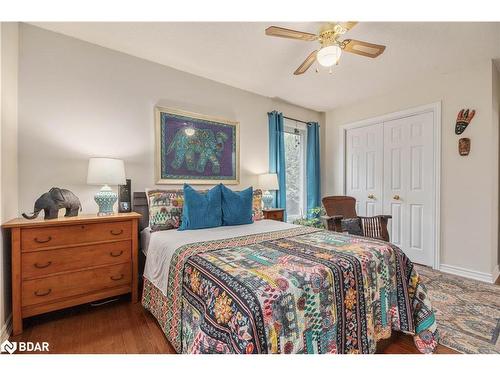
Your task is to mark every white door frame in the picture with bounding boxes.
[338,102,441,269]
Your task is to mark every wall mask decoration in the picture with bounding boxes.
[459,138,471,156]
[455,109,475,135]
[155,107,239,184]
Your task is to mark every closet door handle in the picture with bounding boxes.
[34,289,52,297]
[34,236,52,244]
[110,274,124,281]
[367,194,375,199]
[34,261,52,269]
[110,229,124,236]
[393,195,400,200]
[109,250,124,258]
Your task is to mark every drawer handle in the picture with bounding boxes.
[34,261,52,269]
[110,274,124,281]
[34,288,52,297]
[34,236,52,244]
[110,229,124,236]
[110,250,124,257]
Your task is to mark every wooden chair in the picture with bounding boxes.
[321,196,392,242]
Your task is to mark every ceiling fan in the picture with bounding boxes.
[265,22,386,75]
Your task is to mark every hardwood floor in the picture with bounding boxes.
[13,296,174,354]
[11,295,457,354]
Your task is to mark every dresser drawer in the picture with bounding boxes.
[22,262,131,307]
[21,221,131,251]
[22,240,131,279]
[265,211,284,221]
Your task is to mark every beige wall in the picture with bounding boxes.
[18,24,322,215]
[0,22,19,339]
[324,60,499,278]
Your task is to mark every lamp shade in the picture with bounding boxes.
[87,158,126,185]
[258,173,279,191]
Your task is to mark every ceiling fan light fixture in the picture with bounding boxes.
[265,22,386,75]
[317,45,342,67]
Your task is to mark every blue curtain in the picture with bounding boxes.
[306,122,321,217]
[268,111,286,217]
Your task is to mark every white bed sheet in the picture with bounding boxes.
[142,219,298,296]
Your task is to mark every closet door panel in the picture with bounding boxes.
[390,201,403,247]
[346,124,383,217]
[384,118,408,251]
[410,204,424,250]
[383,112,434,266]
[406,112,434,265]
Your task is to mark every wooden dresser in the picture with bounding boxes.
[2,212,141,335]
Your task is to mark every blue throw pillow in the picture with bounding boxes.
[220,184,253,226]
[179,184,222,230]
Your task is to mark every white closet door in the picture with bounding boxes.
[345,123,383,216]
[383,112,435,266]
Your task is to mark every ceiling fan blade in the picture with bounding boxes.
[294,50,318,75]
[265,26,317,41]
[341,39,386,58]
[338,21,358,32]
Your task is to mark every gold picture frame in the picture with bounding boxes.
[155,106,240,185]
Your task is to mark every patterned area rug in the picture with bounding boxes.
[415,265,500,354]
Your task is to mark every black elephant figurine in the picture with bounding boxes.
[22,187,82,220]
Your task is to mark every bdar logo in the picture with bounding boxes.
[0,339,49,353]
[1,339,17,354]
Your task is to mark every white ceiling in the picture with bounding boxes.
[30,22,500,112]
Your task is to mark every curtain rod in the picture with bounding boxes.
[283,115,309,125]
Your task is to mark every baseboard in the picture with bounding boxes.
[0,314,12,342]
[439,263,496,283]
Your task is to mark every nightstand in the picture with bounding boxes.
[262,208,285,222]
[2,212,141,335]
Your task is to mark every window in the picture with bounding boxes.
[284,119,306,222]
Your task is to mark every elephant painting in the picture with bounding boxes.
[166,128,229,174]
[22,187,82,220]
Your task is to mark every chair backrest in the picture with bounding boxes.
[322,196,358,218]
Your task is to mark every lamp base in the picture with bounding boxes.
[94,185,117,216]
[262,190,273,209]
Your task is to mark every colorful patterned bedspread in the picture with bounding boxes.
[142,226,438,354]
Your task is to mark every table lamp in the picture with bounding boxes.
[87,158,126,216]
[258,173,279,209]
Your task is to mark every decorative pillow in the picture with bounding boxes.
[145,187,261,230]
[341,218,363,236]
[221,185,253,226]
[179,184,222,230]
[146,189,184,231]
[252,189,264,221]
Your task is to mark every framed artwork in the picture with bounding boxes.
[155,107,239,184]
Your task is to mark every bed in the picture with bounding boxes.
[134,192,438,354]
